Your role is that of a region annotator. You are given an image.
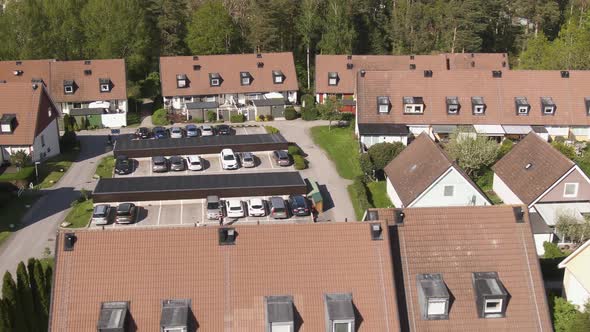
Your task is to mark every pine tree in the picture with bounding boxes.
[1,272,17,331]
[157,0,189,56]
[16,262,35,332]
[319,0,357,54]
[0,299,11,331]
[43,265,53,307]
[28,258,48,330]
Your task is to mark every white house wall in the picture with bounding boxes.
[563,270,590,311]
[534,234,553,256]
[360,135,408,148]
[31,119,60,161]
[102,113,127,128]
[386,176,403,208]
[409,167,489,207]
[493,173,524,205]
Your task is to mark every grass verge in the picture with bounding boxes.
[0,193,41,247]
[64,198,93,228]
[347,184,365,221]
[310,126,361,180]
[367,181,393,208]
[36,149,79,189]
[95,156,115,179]
[126,111,142,128]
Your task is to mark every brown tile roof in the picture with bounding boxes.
[315,53,508,94]
[492,132,574,205]
[50,223,399,332]
[372,205,553,332]
[384,133,453,206]
[0,83,58,145]
[357,69,590,126]
[160,53,298,97]
[0,59,127,102]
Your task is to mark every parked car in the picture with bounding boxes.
[153,126,168,139]
[135,127,150,139]
[217,124,231,135]
[206,195,222,220]
[152,156,168,172]
[247,198,266,217]
[186,155,203,171]
[288,195,311,216]
[241,152,256,168]
[185,124,199,137]
[201,125,214,136]
[269,196,288,219]
[115,203,137,224]
[169,156,185,171]
[114,155,133,175]
[91,204,112,225]
[225,199,245,218]
[170,126,184,138]
[272,150,291,166]
[220,148,238,170]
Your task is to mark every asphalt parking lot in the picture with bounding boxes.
[89,196,314,229]
[114,151,294,177]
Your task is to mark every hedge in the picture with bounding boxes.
[265,126,280,134]
[293,155,307,170]
[207,110,217,123]
[230,114,246,123]
[284,106,297,120]
[351,175,372,215]
[152,108,168,126]
[288,145,303,156]
[301,107,319,121]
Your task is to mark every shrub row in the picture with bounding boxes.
[284,106,297,120]
[293,155,306,170]
[265,126,280,134]
[351,175,372,213]
[256,114,275,122]
[230,114,246,123]
[152,108,168,126]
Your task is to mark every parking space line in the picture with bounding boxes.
[243,127,249,135]
[201,201,205,224]
[157,201,162,225]
[180,200,184,224]
[267,153,276,169]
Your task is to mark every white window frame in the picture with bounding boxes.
[163,328,186,332]
[177,79,187,88]
[484,299,503,314]
[564,182,579,198]
[211,78,220,86]
[543,106,554,114]
[404,104,424,114]
[274,75,283,84]
[332,320,352,332]
[427,299,447,316]
[64,85,74,94]
[448,105,459,114]
[241,77,250,85]
[1,124,10,133]
[329,77,338,86]
[518,106,529,114]
[100,83,110,92]
[270,323,293,332]
[443,185,454,197]
[474,105,485,114]
[378,104,389,114]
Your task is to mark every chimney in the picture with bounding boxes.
[409,64,416,70]
[347,55,352,60]
[346,63,353,70]
[257,53,262,58]
[561,71,570,78]
[370,223,383,241]
[257,62,264,68]
[513,207,525,223]
[395,210,405,225]
[193,56,199,60]
[219,228,236,245]
[84,60,91,65]
[360,70,366,77]
[424,70,433,78]
[64,233,77,251]
[492,70,502,78]
[446,58,450,70]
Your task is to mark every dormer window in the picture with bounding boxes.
[324,293,355,332]
[541,97,556,115]
[446,96,460,115]
[471,96,485,115]
[515,97,530,115]
[240,72,252,86]
[472,272,508,318]
[265,296,294,332]
[586,97,590,115]
[99,78,111,93]
[160,299,190,332]
[328,72,339,86]
[377,96,390,114]
[403,96,424,114]
[209,73,222,87]
[273,70,284,84]
[1,114,17,134]
[417,274,450,320]
[63,80,74,94]
[97,301,129,332]
[176,74,188,88]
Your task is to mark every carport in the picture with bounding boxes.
[253,98,289,119]
[185,101,218,121]
[113,133,289,158]
[93,171,307,203]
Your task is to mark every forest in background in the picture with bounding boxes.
[0,0,589,96]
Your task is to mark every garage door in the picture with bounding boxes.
[271,105,285,118]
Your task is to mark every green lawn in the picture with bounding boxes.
[36,149,79,189]
[475,168,504,205]
[310,126,361,180]
[64,199,93,228]
[95,156,115,179]
[0,166,35,182]
[347,184,364,220]
[367,181,393,208]
[0,193,40,246]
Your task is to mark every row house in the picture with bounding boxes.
[355,69,590,148]
[0,83,60,164]
[0,59,128,128]
[315,53,508,113]
[159,53,298,122]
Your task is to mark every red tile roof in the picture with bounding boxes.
[492,132,574,205]
[160,53,298,97]
[372,205,553,331]
[50,223,399,331]
[315,53,508,94]
[357,69,590,126]
[0,83,58,145]
[0,59,127,102]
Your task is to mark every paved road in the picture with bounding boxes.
[0,133,110,275]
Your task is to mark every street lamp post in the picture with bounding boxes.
[35,161,40,185]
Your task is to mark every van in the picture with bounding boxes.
[269,196,288,219]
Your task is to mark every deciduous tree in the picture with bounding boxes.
[186,0,238,54]
[445,130,498,177]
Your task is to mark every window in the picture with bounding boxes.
[241,77,250,85]
[403,96,424,114]
[564,183,579,197]
[444,185,454,197]
[177,74,188,88]
[515,97,529,115]
[474,105,485,114]
[41,135,45,147]
[273,71,284,84]
[240,72,251,86]
[271,324,292,332]
[64,85,73,94]
[100,84,110,92]
[446,96,460,115]
[484,299,503,314]
[543,106,554,114]
[377,96,390,114]
[211,78,220,86]
[333,321,352,332]
[428,300,447,315]
[518,106,529,114]
[73,103,82,109]
[472,97,485,115]
[328,72,339,86]
[209,73,222,87]
[404,104,423,114]
[541,97,555,115]
[183,96,192,101]
[163,328,186,332]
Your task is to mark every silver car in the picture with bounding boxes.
[152,156,168,172]
[170,126,184,138]
[207,195,222,220]
[201,125,214,136]
[241,152,256,168]
[169,156,185,171]
[91,204,111,225]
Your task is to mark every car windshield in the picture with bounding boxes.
[172,159,182,164]
[223,155,235,161]
[251,204,263,209]
[207,202,219,210]
[191,161,201,165]
[93,210,106,218]
[117,206,132,215]
[203,127,211,131]
[244,156,253,161]
[187,127,196,132]
[279,154,288,160]
[154,160,165,165]
[172,128,180,132]
[230,206,241,211]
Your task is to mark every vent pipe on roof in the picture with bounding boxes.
[257,53,262,58]
[395,210,405,225]
[410,55,415,60]
[471,61,475,68]
[347,55,352,60]
[360,70,366,77]
[84,60,91,65]
[257,62,264,68]
[346,63,353,70]
[409,64,416,70]
[502,61,507,68]
[32,83,38,90]
[193,56,199,61]
[16,61,22,65]
[13,70,23,76]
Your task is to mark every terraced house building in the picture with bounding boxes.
[160,53,298,122]
[0,59,128,128]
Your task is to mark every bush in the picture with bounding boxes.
[284,106,297,120]
[359,153,375,178]
[367,142,405,171]
[301,107,319,121]
[498,139,514,158]
[256,114,266,122]
[265,114,274,121]
[552,141,576,160]
[293,155,307,170]
[340,112,354,122]
[351,175,372,213]
[288,145,303,156]
[207,110,217,122]
[152,108,168,126]
[301,94,315,108]
[9,151,31,168]
[230,114,246,123]
[543,242,569,259]
[265,126,280,134]
[60,131,78,152]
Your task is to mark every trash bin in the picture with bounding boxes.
[307,180,323,213]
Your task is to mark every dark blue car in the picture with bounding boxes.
[152,126,168,139]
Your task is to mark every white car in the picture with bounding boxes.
[170,126,183,138]
[247,198,266,217]
[186,155,203,171]
[201,125,214,136]
[220,148,238,170]
[225,199,245,218]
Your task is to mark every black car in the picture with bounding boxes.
[135,127,150,139]
[114,155,133,175]
[288,195,311,216]
[217,124,231,135]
